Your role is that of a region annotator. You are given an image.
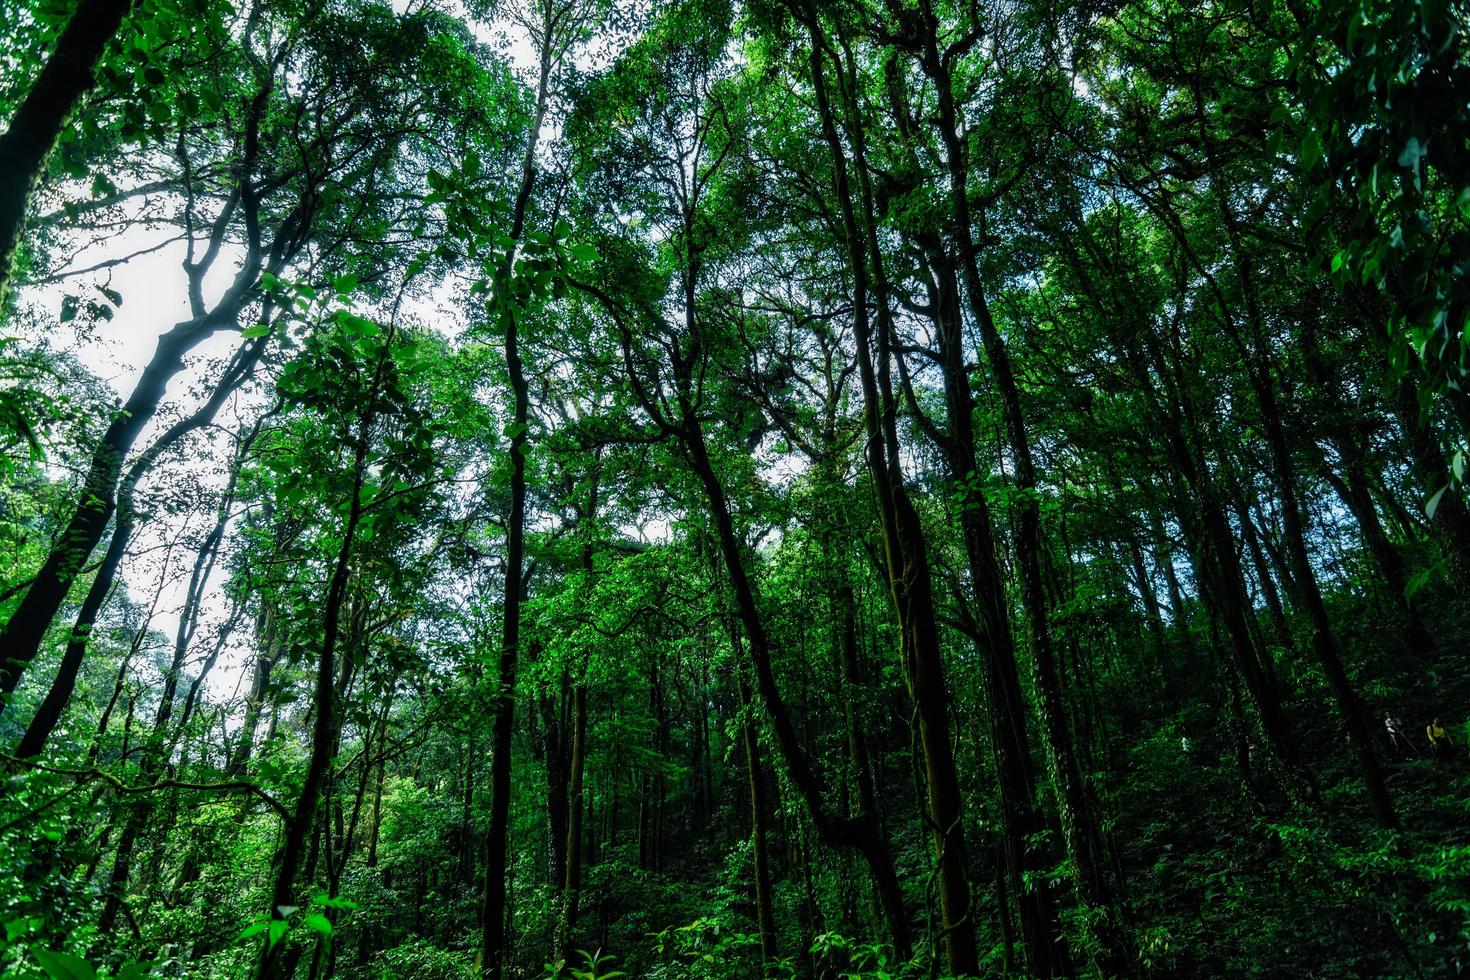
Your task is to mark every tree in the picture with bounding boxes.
[5,0,1470,977]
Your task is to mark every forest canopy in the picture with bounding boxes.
[2,0,1470,977]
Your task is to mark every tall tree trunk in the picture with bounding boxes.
[1129,538,1169,657]
[1057,205,1320,803]
[1202,150,1398,828]
[480,12,553,975]
[900,4,1130,968]
[542,675,571,890]
[96,801,142,937]
[557,682,588,961]
[1233,493,1294,662]
[577,31,914,954]
[255,348,383,980]
[96,491,224,938]
[1250,370,1398,827]
[797,9,976,970]
[739,677,778,971]
[0,113,279,696]
[677,414,913,959]
[232,611,281,776]
[1300,307,1435,656]
[901,238,1071,976]
[1,323,223,698]
[879,39,1072,974]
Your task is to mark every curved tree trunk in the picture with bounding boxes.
[1,324,208,699]
[16,340,264,757]
[0,0,133,301]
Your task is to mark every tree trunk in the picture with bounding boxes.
[739,678,778,970]
[798,9,975,970]
[2,326,196,698]
[0,0,133,300]
[1234,494,1294,663]
[1253,372,1398,828]
[1300,310,1435,656]
[1206,164,1399,828]
[900,4,1130,968]
[255,369,380,980]
[678,415,913,959]
[542,675,571,890]
[480,14,554,973]
[556,682,588,961]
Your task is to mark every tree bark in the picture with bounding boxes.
[255,348,383,980]
[900,4,1131,968]
[795,10,977,970]
[739,677,779,971]
[556,683,588,961]
[479,8,561,972]
[0,0,134,301]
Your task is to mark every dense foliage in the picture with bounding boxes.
[3,0,1470,977]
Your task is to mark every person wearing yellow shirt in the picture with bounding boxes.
[1427,718,1455,767]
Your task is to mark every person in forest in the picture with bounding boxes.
[1427,718,1455,767]
[1385,714,1413,756]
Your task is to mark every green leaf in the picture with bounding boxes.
[1406,567,1434,602]
[4,917,37,942]
[404,251,431,278]
[334,311,380,337]
[1426,483,1448,518]
[1398,136,1423,170]
[1301,131,1323,170]
[333,273,358,294]
[310,894,358,910]
[302,913,332,935]
[568,242,599,263]
[118,963,153,980]
[33,949,96,980]
[241,323,271,339]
